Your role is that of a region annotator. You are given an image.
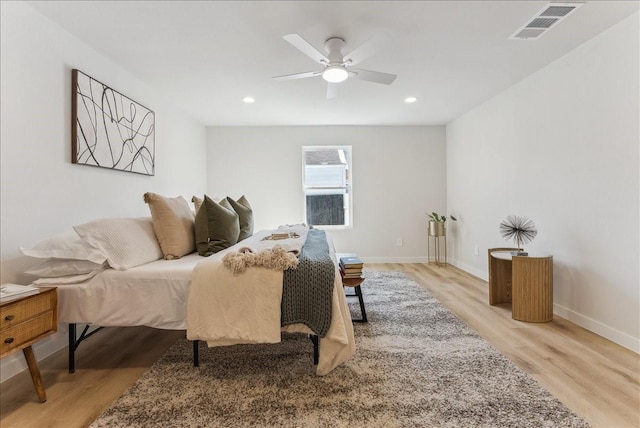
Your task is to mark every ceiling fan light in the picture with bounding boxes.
[322,66,348,83]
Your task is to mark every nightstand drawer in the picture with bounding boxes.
[0,291,55,329]
[0,287,57,402]
[0,311,55,355]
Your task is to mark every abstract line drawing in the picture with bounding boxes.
[72,69,155,175]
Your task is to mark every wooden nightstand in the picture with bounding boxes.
[1,287,57,402]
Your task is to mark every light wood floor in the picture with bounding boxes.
[1,263,638,428]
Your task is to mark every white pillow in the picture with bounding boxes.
[20,230,107,264]
[73,217,163,270]
[32,269,104,285]
[24,259,107,278]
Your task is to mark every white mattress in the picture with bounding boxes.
[55,253,202,329]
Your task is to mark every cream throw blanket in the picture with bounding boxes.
[186,227,355,376]
[221,225,308,274]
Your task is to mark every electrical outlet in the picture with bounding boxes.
[474,244,479,256]
[396,237,403,246]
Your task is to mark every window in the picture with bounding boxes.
[302,146,352,228]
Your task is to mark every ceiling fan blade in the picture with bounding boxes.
[343,32,391,66]
[350,68,397,85]
[326,82,339,99]
[272,71,322,81]
[283,34,329,64]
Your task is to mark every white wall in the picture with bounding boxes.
[0,2,207,380]
[446,13,639,352]
[207,126,446,262]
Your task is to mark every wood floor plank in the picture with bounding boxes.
[400,263,640,428]
[0,263,638,428]
[0,326,184,428]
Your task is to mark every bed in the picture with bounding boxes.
[36,226,355,376]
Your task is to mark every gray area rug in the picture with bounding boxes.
[91,271,588,427]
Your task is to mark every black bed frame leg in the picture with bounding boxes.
[355,285,368,323]
[68,323,76,373]
[68,323,104,374]
[310,335,319,365]
[193,340,199,367]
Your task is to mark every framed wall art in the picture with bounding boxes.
[72,69,155,175]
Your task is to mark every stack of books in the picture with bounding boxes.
[339,255,364,278]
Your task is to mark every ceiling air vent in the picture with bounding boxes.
[509,2,584,40]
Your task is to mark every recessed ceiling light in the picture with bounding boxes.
[404,96,418,103]
[242,97,255,103]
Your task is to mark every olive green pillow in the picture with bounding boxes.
[226,195,254,241]
[194,195,240,256]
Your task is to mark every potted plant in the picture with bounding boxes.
[427,212,457,237]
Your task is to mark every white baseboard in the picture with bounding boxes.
[361,256,428,264]
[0,329,69,383]
[448,258,488,281]
[553,304,640,353]
[448,258,639,354]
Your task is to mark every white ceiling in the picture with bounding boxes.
[27,1,639,126]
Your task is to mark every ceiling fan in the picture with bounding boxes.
[272,33,397,98]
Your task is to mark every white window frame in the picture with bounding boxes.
[302,145,353,230]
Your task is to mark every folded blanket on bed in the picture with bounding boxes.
[187,231,285,346]
[243,224,309,254]
[187,227,355,375]
[281,229,334,337]
[221,224,308,274]
[188,227,309,346]
[222,245,299,274]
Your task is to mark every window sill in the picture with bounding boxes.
[311,225,353,231]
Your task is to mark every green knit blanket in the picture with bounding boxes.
[281,229,335,337]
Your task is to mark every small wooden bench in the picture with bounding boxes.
[337,253,367,323]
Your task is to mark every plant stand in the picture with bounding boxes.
[427,221,447,266]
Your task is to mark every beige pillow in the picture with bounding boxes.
[144,193,196,259]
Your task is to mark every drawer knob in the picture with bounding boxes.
[4,337,14,344]
[4,315,15,321]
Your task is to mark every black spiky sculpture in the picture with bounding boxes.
[499,215,537,256]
